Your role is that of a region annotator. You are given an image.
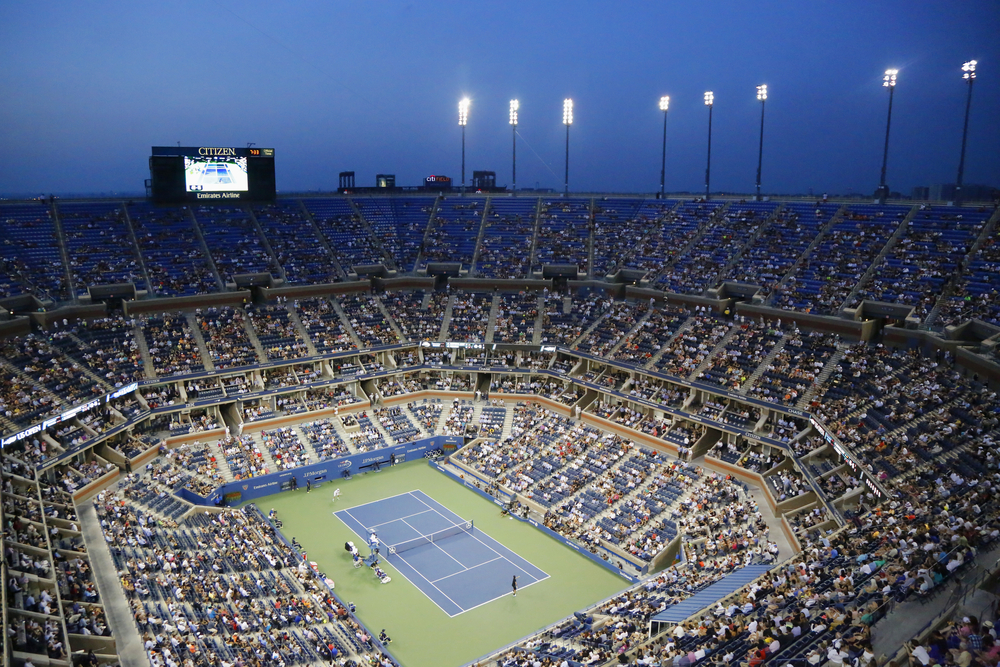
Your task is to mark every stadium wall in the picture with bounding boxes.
[177,435,459,506]
[123,290,251,316]
[0,316,30,338]
[735,302,873,340]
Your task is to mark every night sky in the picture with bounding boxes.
[1,1,998,197]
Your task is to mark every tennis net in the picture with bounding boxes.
[383,520,474,555]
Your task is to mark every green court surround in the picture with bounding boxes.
[256,461,628,667]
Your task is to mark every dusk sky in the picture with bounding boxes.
[1,1,998,197]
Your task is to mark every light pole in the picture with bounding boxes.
[458,97,470,195]
[955,60,977,206]
[510,99,519,193]
[755,84,767,201]
[659,96,670,197]
[704,91,714,200]
[877,69,898,203]
[563,98,573,195]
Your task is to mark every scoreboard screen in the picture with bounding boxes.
[184,156,248,193]
[150,146,275,203]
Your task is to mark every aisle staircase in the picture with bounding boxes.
[438,295,456,342]
[796,344,848,409]
[485,294,501,343]
[839,205,918,310]
[185,312,216,371]
[285,303,318,356]
[644,316,696,370]
[606,307,655,357]
[739,333,790,394]
[132,323,157,379]
[686,323,739,381]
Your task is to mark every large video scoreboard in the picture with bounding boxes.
[149,146,276,203]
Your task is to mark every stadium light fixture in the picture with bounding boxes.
[877,70,898,203]
[704,92,714,200]
[755,85,767,201]
[563,99,573,194]
[458,98,470,194]
[510,99,519,193]
[955,61,977,206]
[659,96,670,197]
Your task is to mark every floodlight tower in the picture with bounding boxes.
[459,97,470,195]
[755,85,768,201]
[659,96,670,197]
[563,99,573,195]
[955,61,977,206]
[704,91,714,200]
[877,69,898,203]
[510,99,519,193]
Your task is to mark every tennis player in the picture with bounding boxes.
[512,575,518,597]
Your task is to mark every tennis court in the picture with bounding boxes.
[335,489,548,617]
[262,462,628,667]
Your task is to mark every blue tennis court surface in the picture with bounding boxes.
[335,490,548,616]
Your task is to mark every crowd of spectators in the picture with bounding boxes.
[96,488,396,667]
[381,291,448,342]
[59,312,145,386]
[128,202,218,296]
[5,198,1000,667]
[476,200,537,278]
[774,205,909,314]
[725,204,834,296]
[339,294,399,347]
[253,201,339,285]
[195,205,281,282]
[494,292,540,344]
[61,202,144,294]
[447,291,492,342]
[300,418,350,461]
[541,292,613,346]
[260,427,312,471]
[246,304,310,361]
[142,314,204,377]
[697,319,781,390]
[533,199,592,272]
[657,205,771,294]
[656,310,732,378]
[294,298,355,354]
[197,307,260,369]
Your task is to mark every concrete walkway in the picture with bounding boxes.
[78,499,150,667]
[748,485,795,562]
[872,541,1000,659]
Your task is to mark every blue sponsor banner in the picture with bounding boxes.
[182,435,461,506]
[431,462,639,583]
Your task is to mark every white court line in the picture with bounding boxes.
[455,574,550,616]
[342,488,429,512]
[399,517,467,569]
[368,509,434,530]
[390,549,466,616]
[334,508,459,618]
[339,508,367,534]
[430,556,503,584]
[409,488,549,582]
[349,489,551,615]
[407,490,465,524]
[335,489,431,530]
